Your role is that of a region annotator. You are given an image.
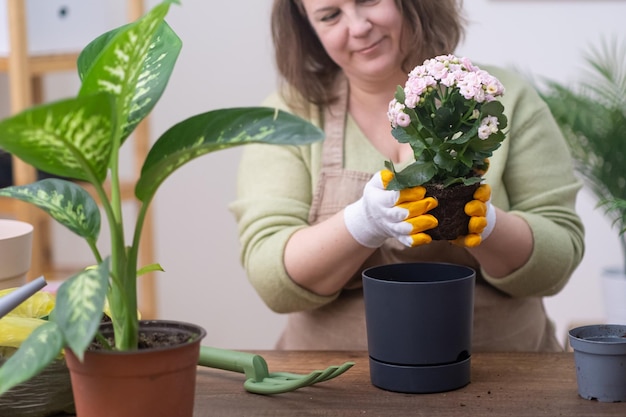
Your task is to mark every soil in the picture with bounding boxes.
[90,317,196,350]
[424,182,480,240]
[90,331,193,351]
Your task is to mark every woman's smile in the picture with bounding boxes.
[354,38,384,55]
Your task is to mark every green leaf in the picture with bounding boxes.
[135,107,325,202]
[601,198,626,235]
[0,322,64,396]
[433,150,459,172]
[391,126,416,144]
[77,24,129,79]
[54,260,110,361]
[446,128,475,146]
[78,2,181,142]
[470,132,505,153]
[138,263,164,276]
[457,151,474,170]
[394,85,406,103]
[432,106,457,137]
[460,176,484,186]
[391,114,430,154]
[480,100,504,115]
[481,100,508,129]
[385,160,437,190]
[0,179,100,241]
[413,106,440,139]
[0,93,115,182]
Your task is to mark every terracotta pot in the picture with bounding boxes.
[65,320,206,417]
[425,182,480,240]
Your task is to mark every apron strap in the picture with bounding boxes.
[321,74,349,170]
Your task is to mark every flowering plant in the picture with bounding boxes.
[385,54,508,190]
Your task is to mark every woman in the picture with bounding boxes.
[230,0,584,351]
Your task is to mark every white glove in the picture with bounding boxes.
[453,184,497,247]
[344,170,438,248]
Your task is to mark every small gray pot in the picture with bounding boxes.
[568,324,626,402]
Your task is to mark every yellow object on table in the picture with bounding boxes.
[0,287,74,417]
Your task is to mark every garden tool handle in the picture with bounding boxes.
[198,346,269,382]
[0,276,47,319]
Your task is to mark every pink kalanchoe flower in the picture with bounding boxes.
[385,54,508,188]
[388,101,409,128]
[460,56,478,72]
[428,61,449,80]
[478,116,500,140]
[404,75,436,109]
[396,113,411,128]
[441,72,458,88]
[387,54,505,125]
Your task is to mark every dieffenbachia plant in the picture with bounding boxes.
[0,0,323,394]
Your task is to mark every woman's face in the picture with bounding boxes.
[300,0,406,82]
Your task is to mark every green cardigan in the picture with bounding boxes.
[229,67,585,314]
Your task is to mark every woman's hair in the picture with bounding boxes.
[271,0,466,110]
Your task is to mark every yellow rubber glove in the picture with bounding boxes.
[452,184,496,247]
[344,170,438,248]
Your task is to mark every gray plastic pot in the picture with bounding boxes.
[568,324,626,402]
[362,262,475,393]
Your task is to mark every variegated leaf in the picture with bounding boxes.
[78,1,180,143]
[0,179,100,241]
[135,107,325,202]
[0,93,115,183]
[124,22,181,140]
[55,260,110,361]
[0,321,64,396]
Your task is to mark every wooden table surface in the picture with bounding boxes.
[193,351,625,416]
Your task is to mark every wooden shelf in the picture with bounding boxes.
[0,0,157,319]
[0,53,79,74]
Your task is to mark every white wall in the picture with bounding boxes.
[145,0,285,349]
[1,0,625,349]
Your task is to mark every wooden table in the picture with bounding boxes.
[193,351,625,416]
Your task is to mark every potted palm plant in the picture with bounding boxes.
[0,1,323,416]
[540,39,626,324]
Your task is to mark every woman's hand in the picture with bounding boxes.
[284,169,438,296]
[344,170,438,248]
[452,183,497,247]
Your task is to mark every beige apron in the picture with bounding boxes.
[276,76,561,352]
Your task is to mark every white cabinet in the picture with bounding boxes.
[0,0,126,56]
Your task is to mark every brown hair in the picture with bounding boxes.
[271,0,466,110]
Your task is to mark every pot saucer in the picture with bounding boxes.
[368,356,471,394]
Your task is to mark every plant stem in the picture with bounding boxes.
[94,330,113,350]
[87,239,103,265]
[107,111,134,349]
